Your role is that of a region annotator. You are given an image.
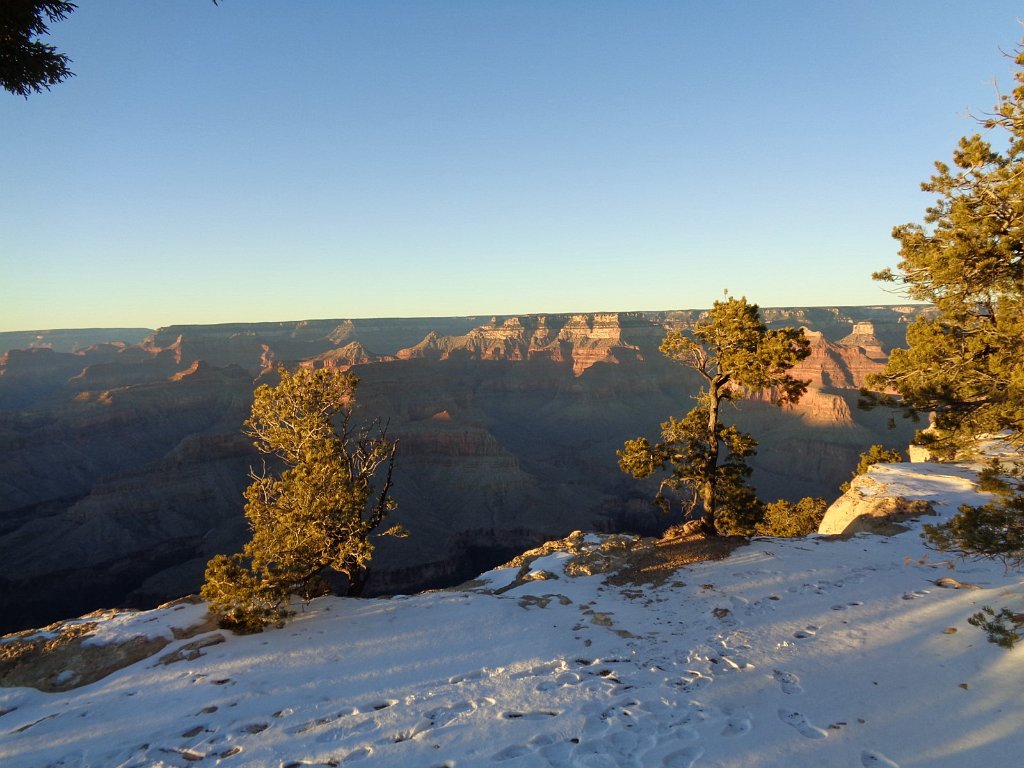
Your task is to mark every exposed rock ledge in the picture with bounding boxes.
[462,527,746,594]
[0,597,216,692]
[818,470,938,536]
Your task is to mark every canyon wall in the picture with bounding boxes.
[0,307,923,633]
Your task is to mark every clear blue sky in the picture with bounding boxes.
[2,2,1022,331]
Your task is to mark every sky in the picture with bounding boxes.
[2,1,1023,332]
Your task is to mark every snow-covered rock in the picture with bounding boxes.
[818,461,982,536]
[0,598,214,693]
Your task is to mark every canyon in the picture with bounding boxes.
[0,307,923,633]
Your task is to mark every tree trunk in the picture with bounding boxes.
[345,566,368,597]
[699,380,723,536]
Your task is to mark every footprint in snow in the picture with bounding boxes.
[676,671,713,693]
[539,737,576,764]
[344,746,373,762]
[570,740,631,768]
[501,710,560,720]
[861,750,901,767]
[672,702,710,729]
[350,717,378,734]
[729,595,750,610]
[492,744,532,761]
[528,732,559,747]
[901,590,930,600]
[718,652,754,671]
[719,631,752,651]
[793,625,818,640]
[537,671,583,691]
[830,601,865,611]
[662,745,704,767]
[288,707,358,735]
[423,700,475,728]
[777,709,827,739]
[449,669,489,684]
[720,706,753,737]
[512,660,563,679]
[608,728,655,752]
[772,669,803,695]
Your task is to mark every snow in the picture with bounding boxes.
[1,601,211,650]
[80,601,213,647]
[1,462,1022,767]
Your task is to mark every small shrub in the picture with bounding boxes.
[755,497,829,538]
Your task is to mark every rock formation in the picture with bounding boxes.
[394,313,647,375]
[818,463,941,536]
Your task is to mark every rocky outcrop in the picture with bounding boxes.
[140,317,487,374]
[788,328,886,391]
[396,313,647,376]
[553,314,645,376]
[0,597,214,692]
[838,321,886,358]
[818,471,937,536]
[397,317,533,362]
[302,342,391,371]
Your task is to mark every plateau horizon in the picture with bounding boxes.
[0,302,929,337]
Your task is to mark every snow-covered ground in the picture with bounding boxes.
[1,462,1022,767]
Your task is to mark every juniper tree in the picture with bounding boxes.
[618,297,810,536]
[202,367,401,632]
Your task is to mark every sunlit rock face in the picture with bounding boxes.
[0,307,926,633]
[840,321,886,358]
[394,313,646,374]
[818,468,938,536]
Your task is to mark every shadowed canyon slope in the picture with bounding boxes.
[0,307,923,633]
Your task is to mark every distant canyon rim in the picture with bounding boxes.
[0,306,924,634]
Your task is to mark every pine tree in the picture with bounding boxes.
[1,2,76,97]
[202,367,400,632]
[618,297,810,536]
[870,43,1024,454]
[872,39,1024,649]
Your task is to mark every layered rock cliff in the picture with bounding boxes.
[394,313,649,375]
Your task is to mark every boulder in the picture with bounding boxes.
[818,474,936,536]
